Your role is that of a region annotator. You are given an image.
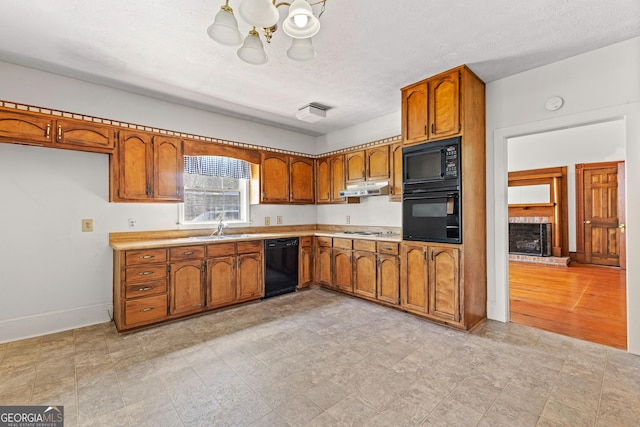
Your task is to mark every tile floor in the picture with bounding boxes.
[1,288,639,426]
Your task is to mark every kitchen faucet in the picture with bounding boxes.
[210,215,226,236]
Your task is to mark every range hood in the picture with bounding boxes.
[339,181,389,197]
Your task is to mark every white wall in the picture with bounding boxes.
[486,36,640,354]
[315,111,401,154]
[508,120,626,251]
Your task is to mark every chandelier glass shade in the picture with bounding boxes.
[207,0,326,65]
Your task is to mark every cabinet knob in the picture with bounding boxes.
[140,255,154,259]
[45,124,51,138]
[139,271,153,276]
[139,307,154,312]
[138,286,153,291]
[57,125,62,141]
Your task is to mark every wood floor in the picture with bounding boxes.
[509,261,627,349]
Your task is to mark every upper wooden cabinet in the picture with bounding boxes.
[111,130,183,202]
[402,68,462,145]
[0,109,53,146]
[345,146,390,184]
[54,119,115,153]
[330,155,347,203]
[389,142,403,201]
[261,153,314,204]
[316,154,351,204]
[315,157,331,204]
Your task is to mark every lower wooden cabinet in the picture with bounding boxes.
[169,260,205,315]
[332,248,353,293]
[315,237,332,286]
[299,236,314,288]
[206,255,236,309]
[376,247,400,305]
[237,252,263,302]
[353,251,377,299]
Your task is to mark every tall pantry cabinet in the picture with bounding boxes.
[400,65,487,331]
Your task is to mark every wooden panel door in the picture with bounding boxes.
[261,153,289,203]
[153,135,183,201]
[299,243,314,288]
[366,146,389,181]
[402,81,428,144]
[118,130,152,201]
[389,142,403,201]
[428,70,460,139]
[315,157,331,204]
[429,246,460,322]
[332,249,353,292]
[55,119,115,153]
[401,244,428,313]
[330,155,346,203]
[290,156,314,204]
[345,151,365,184]
[377,254,400,305]
[316,246,332,286]
[582,165,624,267]
[237,252,263,301]
[169,260,204,315]
[0,109,53,146]
[353,251,376,299]
[206,256,236,308]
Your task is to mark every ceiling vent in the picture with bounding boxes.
[296,103,331,123]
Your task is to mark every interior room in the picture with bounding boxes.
[1,1,639,426]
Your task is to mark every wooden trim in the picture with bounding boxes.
[183,139,260,164]
[618,162,626,269]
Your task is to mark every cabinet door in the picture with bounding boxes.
[117,130,152,201]
[0,109,53,146]
[290,156,314,204]
[237,252,263,301]
[429,70,461,139]
[169,260,205,315]
[377,254,400,305]
[55,119,115,153]
[401,244,428,313]
[153,135,183,201]
[299,244,314,288]
[330,155,346,203]
[353,251,376,299]
[206,256,236,308]
[366,146,389,181]
[389,142,403,201]
[429,246,460,322]
[402,81,428,145]
[345,151,365,184]
[261,153,289,203]
[315,157,331,204]
[316,246,332,286]
[332,249,353,293]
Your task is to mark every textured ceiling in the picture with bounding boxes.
[0,0,638,137]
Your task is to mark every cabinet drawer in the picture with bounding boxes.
[169,245,205,261]
[300,236,313,247]
[125,264,168,283]
[377,242,399,255]
[333,238,353,250]
[316,237,332,247]
[125,280,167,299]
[206,242,236,258]
[353,240,376,252]
[125,294,167,325]
[238,240,262,254]
[125,248,167,265]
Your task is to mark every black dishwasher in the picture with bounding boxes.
[264,238,299,299]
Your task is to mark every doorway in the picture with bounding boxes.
[506,121,627,348]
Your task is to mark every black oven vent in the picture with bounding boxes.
[508,223,552,256]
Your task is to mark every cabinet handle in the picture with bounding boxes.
[182,251,194,255]
[139,255,155,259]
[45,124,51,138]
[139,271,154,276]
[138,286,154,291]
[57,125,62,141]
[424,125,427,136]
[139,307,154,312]
[431,123,435,134]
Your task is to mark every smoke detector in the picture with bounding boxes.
[296,103,330,123]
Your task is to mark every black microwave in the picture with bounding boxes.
[402,136,461,191]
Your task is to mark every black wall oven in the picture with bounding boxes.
[402,136,462,244]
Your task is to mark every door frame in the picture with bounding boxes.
[575,161,626,268]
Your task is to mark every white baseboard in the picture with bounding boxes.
[0,303,113,344]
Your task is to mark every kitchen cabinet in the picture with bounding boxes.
[316,154,354,204]
[345,146,390,184]
[169,259,205,315]
[0,109,53,146]
[401,242,460,324]
[261,153,314,204]
[206,255,236,308]
[401,69,461,145]
[332,248,353,293]
[330,155,347,203]
[376,242,400,305]
[236,247,263,302]
[111,130,183,202]
[299,236,314,288]
[353,249,377,299]
[315,237,332,286]
[54,118,115,153]
[206,241,263,307]
[315,157,331,204]
[389,142,403,201]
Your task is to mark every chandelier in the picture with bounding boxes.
[207,0,327,65]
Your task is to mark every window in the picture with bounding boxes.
[179,156,251,225]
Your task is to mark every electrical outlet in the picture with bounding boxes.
[346,215,351,224]
[264,217,270,225]
[128,218,137,228]
[82,219,93,232]
[277,216,283,224]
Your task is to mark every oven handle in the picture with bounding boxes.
[403,192,458,201]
